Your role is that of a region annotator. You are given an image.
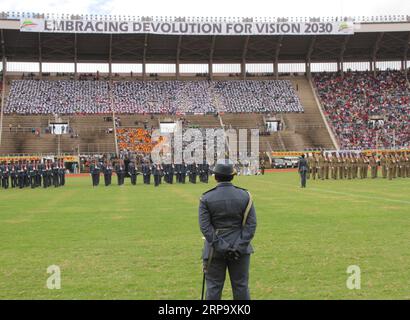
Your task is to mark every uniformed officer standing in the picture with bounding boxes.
[116,160,126,186]
[357,154,364,179]
[18,161,26,189]
[190,162,198,184]
[168,163,175,184]
[387,154,394,180]
[352,153,358,179]
[380,153,387,178]
[1,162,9,189]
[391,154,397,178]
[175,163,181,183]
[180,161,187,183]
[199,160,257,300]
[260,160,265,176]
[405,152,410,178]
[363,154,369,179]
[152,163,162,187]
[90,159,101,187]
[324,154,330,179]
[142,161,151,184]
[310,154,317,180]
[52,161,60,187]
[298,154,309,188]
[330,153,337,180]
[318,153,325,180]
[103,161,113,186]
[204,162,210,183]
[347,154,353,180]
[10,161,17,188]
[35,161,42,187]
[28,161,36,188]
[399,153,406,178]
[369,154,378,179]
[128,161,137,185]
[41,161,48,188]
[59,160,66,186]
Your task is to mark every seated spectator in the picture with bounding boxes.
[313,70,410,149]
[5,79,303,115]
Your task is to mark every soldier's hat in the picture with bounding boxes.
[212,159,237,176]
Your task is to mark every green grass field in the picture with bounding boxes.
[0,172,409,300]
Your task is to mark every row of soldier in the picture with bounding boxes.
[306,152,410,180]
[0,160,66,189]
[89,159,210,187]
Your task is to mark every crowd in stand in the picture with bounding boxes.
[214,80,303,113]
[314,70,410,149]
[116,128,164,153]
[7,80,111,114]
[5,80,303,115]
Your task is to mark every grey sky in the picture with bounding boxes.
[0,0,409,17]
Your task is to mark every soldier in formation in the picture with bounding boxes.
[306,152,410,182]
[1,158,66,190]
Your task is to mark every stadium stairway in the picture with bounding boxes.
[280,77,336,150]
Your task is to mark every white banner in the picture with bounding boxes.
[20,18,354,35]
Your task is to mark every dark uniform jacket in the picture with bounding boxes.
[298,158,309,172]
[128,163,137,175]
[199,182,257,259]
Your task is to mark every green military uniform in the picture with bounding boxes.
[325,155,330,179]
[346,155,352,180]
[318,154,325,180]
[311,155,317,180]
[357,156,364,179]
[399,154,406,178]
[387,155,394,180]
[352,155,358,179]
[330,155,337,180]
[380,154,387,178]
[338,155,344,180]
[369,155,377,179]
[391,155,397,178]
[363,155,369,179]
[405,153,410,178]
[307,155,313,179]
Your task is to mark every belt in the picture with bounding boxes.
[215,227,240,234]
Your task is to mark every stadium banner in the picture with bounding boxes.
[20,18,354,35]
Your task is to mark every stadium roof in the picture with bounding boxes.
[0,13,410,64]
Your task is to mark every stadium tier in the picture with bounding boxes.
[5,80,303,114]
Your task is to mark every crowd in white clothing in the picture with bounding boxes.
[5,79,303,115]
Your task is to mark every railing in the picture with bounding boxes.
[2,11,410,23]
[2,126,113,133]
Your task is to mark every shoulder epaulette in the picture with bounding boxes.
[202,186,217,196]
[234,185,248,192]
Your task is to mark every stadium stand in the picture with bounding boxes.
[313,70,410,149]
[5,80,303,115]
